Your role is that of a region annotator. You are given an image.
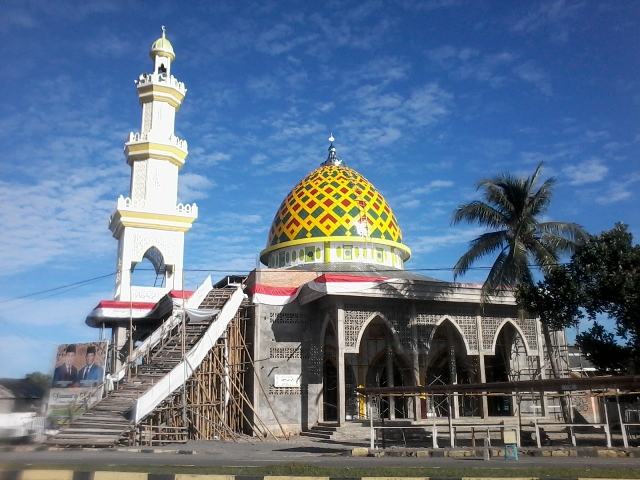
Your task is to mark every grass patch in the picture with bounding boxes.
[2,462,640,478]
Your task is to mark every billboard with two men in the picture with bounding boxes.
[48,341,108,424]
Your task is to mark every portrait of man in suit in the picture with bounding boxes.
[77,345,104,387]
[52,344,78,387]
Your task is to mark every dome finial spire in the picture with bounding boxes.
[161,25,166,38]
[322,133,343,166]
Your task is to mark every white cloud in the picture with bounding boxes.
[189,148,232,166]
[596,188,631,205]
[178,173,214,202]
[251,153,269,165]
[594,173,640,204]
[510,0,584,42]
[401,199,421,209]
[411,227,487,254]
[255,23,319,56]
[427,46,515,88]
[563,159,608,185]
[0,174,117,276]
[512,61,552,96]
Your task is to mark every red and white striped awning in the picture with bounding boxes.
[250,274,394,306]
[86,290,194,325]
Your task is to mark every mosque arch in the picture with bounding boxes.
[364,347,413,419]
[319,311,337,347]
[484,322,528,416]
[353,312,404,353]
[425,319,479,417]
[426,316,473,356]
[322,357,338,421]
[142,246,167,276]
[489,319,532,356]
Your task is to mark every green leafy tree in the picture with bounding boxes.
[515,266,583,378]
[575,323,630,374]
[24,371,51,395]
[517,224,640,374]
[454,162,587,421]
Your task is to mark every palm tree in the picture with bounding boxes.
[452,162,587,420]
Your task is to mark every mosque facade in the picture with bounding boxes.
[245,142,546,431]
[82,30,566,442]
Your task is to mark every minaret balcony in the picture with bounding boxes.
[136,73,186,109]
[125,132,188,168]
[108,195,198,236]
[136,73,186,95]
[115,195,198,217]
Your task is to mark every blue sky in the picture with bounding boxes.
[1,0,639,378]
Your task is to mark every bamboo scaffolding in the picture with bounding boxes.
[135,299,269,445]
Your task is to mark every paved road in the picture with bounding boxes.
[1,436,640,470]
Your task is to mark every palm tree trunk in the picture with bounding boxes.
[541,322,571,423]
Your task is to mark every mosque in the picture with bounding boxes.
[55,30,570,446]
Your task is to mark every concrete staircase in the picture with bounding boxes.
[48,287,236,447]
[301,421,372,441]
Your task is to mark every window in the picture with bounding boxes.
[305,247,315,262]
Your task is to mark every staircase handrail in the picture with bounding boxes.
[131,286,245,423]
[107,276,214,387]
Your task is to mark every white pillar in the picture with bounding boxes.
[336,302,346,425]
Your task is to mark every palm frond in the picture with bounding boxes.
[452,201,506,229]
[453,230,508,278]
[528,177,555,217]
[528,238,559,273]
[538,221,588,244]
[481,180,515,216]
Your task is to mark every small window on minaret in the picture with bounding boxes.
[159,64,166,76]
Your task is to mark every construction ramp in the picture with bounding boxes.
[48,280,245,447]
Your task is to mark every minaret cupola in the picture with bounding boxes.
[150,26,175,76]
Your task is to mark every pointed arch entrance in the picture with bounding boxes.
[359,316,412,419]
[485,321,527,416]
[425,319,479,417]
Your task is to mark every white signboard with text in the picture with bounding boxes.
[274,374,301,388]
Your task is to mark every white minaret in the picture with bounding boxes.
[109,27,197,303]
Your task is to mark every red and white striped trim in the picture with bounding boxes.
[250,274,393,306]
[88,300,156,320]
[88,290,195,321]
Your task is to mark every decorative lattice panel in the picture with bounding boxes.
[573,394,589,413]
[514,316,539,352]
[269,312,307,324]
[307,343,323,382]
[416,307,479,353]
[268,385,308,395]
[269,347,305,359]
[343,304,411,351]
[452,315,479,351]
[482,316,538,353]
[481,316,504,351]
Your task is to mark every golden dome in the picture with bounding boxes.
[260,143,411,268]
[150,27,175,61]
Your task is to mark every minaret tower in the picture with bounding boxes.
[109,27,197,303]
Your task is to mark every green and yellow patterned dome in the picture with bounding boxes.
[260,139,411,269]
